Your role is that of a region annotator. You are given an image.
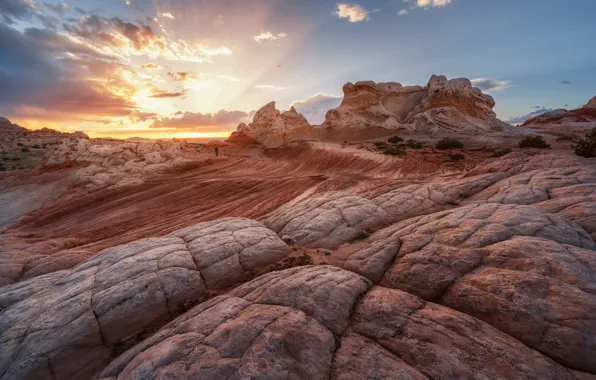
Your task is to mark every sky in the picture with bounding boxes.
[1,0,595,139]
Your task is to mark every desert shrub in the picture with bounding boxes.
[374,141,388,150]
[574,128,596,158]
[519,136,550,149]
[406,139,425,149]
[493,148,513,157]
[436,137,464,150]
[0,163,5,171]
[352,231,369,242]
[2,157,9,161]
[383,146,407,156]
[31,144,41,149]
[556,135,574,142]
[388,136,403,144]
[17,142,23,146]
[447,152,465,161]
[21,147,30,152]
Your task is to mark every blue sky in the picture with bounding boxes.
[1,0,595,137]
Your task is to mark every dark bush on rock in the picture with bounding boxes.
[388,136,403,144]
[383,145,407,156]
[448,152,465,161]
[575,128,596,158]
[374,141,388,150]
[519,136,550,149]
[406,139,425,149]
[493,148,513,157]
[436,137,464,150]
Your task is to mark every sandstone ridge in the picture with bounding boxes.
[228,75,513,147]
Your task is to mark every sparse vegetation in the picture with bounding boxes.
[17,142,24,146]
[406,139,425,149]
[574,128,596,158]
[383,145,406,156]
[447,152,465,161]
[519,136,550,149]
[0,163,5,171]
[436,137,464,150]
[556,135,574,142]
[388,136,403,144]
[374,141,388,150]
[493,148,513,157]
[31,144,41,149]
[21,147,30,152]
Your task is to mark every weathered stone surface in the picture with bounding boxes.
[348,287,577,380]
[264,194,392,248]
[0,218,289,380]
[368,204,596,372]
[100,267,580,380]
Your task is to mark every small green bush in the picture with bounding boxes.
[406,139,425,149]
[519,136,550,149]
[388,136,403,144]
[574,128,596,158]
[383,146,407,156]
[493,148,513,157]
[556,135,574,142]
[436,137,464,150]
[374,141,388,150]
[447,152,465,161]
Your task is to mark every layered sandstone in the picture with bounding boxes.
[228,102,313,148]
[522,95,596,127]
[324,75,510,133]
[228,75,513,148]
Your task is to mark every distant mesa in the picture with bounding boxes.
[521,95,596,127]
[0,117,28,134]
[228,75,512,148]
[0,117,89,138]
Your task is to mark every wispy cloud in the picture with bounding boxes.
[44,2,69,14]
[471,78,511,92]
[291,93,343,124]
[415,0,453,8]
[157,12,175,20]
[398,9,409,16]
[254,31,287,43]
[151,110,252,130]
[334,3,370,22]
[255,85,288,90]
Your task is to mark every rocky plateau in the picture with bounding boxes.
[1,77,596,380]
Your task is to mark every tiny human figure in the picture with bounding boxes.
[215,146,219,157]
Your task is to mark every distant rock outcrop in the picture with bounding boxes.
[227,75,512,148]
[228,102,313,148]
[522,96,596,127]
[0,117,27,134]
[324,75,509,133]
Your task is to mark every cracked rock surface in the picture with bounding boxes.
[0,218,290,380]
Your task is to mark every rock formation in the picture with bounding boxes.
[2,80,596,380]
[228,75,513,148]
[324,75,510,134]
[228,102,313,148]
[41,138,207,189]
[522,96,596,127]
[0,117,27,134]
